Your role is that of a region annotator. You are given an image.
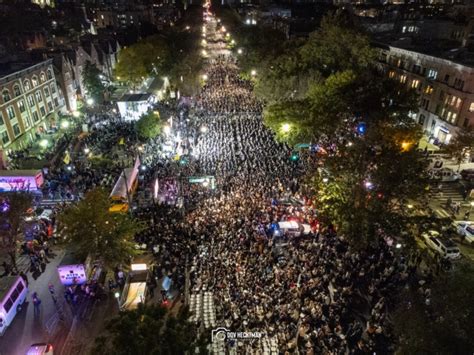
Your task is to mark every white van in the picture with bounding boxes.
[0,276,28,336]
[278,221,312,237]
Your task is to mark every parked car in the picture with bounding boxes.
[453,221,474,243]
[429,168,461,182]
[422,230,461,259]
[26,343,54,355]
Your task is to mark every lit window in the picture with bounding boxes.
[427,69,438,80]
[400,75,407,84]
[389,71,395,78]
[40,72,46,82]
[411,79,420,89]
[469,102,474,112]
[2,89,10,103]
[424,85,433,95]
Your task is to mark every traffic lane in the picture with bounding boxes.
[0,249,65,355]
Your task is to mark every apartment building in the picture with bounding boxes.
[0,59,65,151]
[378,44,474,144]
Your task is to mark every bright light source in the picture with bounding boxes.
[141,165,147,171]
[364,181,373,189]
[245,19,251,25]
[114,292,120,299]
[66,166,72,171]
[202,39,207,45]
[131,263,147,271]
[396,243,402,249]
[60,120,70,129]
[39,139,49,148]
[401,141,411,151]
[86,98,94,106]
[200,125,208,133]
[202,50,208,56]
[221,26,226,32]
[251,69,257,77]
[72,111,80,118]
[230,39,235,45]
[185,25,190,30]
[84,148,90,154]
[202,74,208,81]
[202,180,209,187]
[407,204,414,209]
[163,125,171,135]
[281,123,291,133]
[237,48,243,54]
[322,177,329,183]
[471,201,474,207]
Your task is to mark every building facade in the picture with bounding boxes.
[378,45,474,144]
[0,59,65,151]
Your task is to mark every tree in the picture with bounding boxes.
[58,188,143,269]
[0,193,32,269]
[261,15,428,246]
[444,127,474,171]
[92,304,203,355]
[115,35,171,87]
[393,262,474,354]
[82,62,106,103]
[136,111,162,141]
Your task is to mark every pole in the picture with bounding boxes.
[121,159,133,216]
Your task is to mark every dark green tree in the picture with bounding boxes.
[92,304,202,355]
[393,262,474,354]
[136,111,162,141]
[82,62,106,103]
[443,126,474,171]
[59,188,143,269]
[0,193,32,269]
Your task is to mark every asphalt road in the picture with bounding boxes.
[0,248,66,355]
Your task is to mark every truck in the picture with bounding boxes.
[120,262,150,311]
[57,251,102,286]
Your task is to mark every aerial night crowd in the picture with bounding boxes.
[4,10,437,355]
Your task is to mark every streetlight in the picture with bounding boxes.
[200,125,208,133]
[86,98,94,106]
[281,123,291,133]
[230,39,235,45]
[237,48,243,55]
[84,148,90,154]
[114,291,121,308]
[60,120,70,129]
[322,177,329,183]
[202,74,208,81]
[250,69,257,77]
[39,139,49,148]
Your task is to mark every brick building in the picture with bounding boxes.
[0,59,65,152]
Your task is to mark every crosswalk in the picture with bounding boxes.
[429,183,470,218]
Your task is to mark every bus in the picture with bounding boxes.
[109,157,140,213]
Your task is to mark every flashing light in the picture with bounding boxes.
[357,122,366,135]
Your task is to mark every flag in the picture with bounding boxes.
[63,151,70,165]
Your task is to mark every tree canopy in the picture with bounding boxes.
[136,111,162,141]
[82,62,106,103]
[59,188,143,269]
[258,15,427,245]
[92,304,203,355]
[115,35,171,86]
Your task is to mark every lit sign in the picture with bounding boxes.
[0,172,43,192]
[57,264,87,286]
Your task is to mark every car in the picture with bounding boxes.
[422,231,461,260]
[26,343,54,355]
[277,221,311,237]
[454,221,474,243]
[429,168,461,182]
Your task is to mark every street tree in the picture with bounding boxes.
[82,62,106,103]
[261,15,428,246]
[136,111,162,141]
[0,193,32,269]
[58,188,143,269]
[443,126,474,171]
[92,304,203,355]
[115,35,171,87]
[393,261,474,353]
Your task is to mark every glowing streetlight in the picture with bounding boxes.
[401,141,411,151]
[407,204,414,209]
[72,111,80,118]
[237,48,243,55]
[86,98,94,106]
[202,74,208,81]
[202,39,207,46]
[281,123,291,133]
[230,39,235,45]
[245,19,251,25]
[185,25,190,30]
[39,139,49,148]
[322,177,329,183]
[221,26,226,32]
[60,120,70,129]
[200,125,208,133]
[202,50,208,56]
[250,69,257,77]
[364,181,373,189]
[84,148,90,154]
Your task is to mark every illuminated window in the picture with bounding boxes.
[389,71,395,78]
[424,85,433,95]
[469,102,474,112]
[40,72,46,82]
[411,79,420,89]
[400,75,407,84]
[427,69,438,80]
